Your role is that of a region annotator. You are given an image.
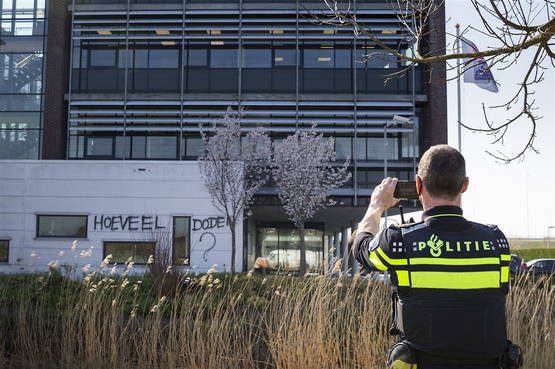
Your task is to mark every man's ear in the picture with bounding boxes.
[416,175,423,195]
[461,177,469,194]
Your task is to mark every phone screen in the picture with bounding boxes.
[394,181,419,200]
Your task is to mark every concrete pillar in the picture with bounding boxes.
[327,234,334,273]
[334,231,341,260]
[351,221,360,274]
[42,0,71,159]
[341,227,350,273]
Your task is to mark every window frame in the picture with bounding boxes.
[36,214,89,239]
[0,240,9,263]
[172,216,191,266]
[102,240,157,265]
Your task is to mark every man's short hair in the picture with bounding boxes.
[418,145,466,199]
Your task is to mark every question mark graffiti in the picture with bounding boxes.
[200,232,217,262]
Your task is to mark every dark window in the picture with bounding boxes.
[149,48,179,68]
[188,49,208,66]
[0,240,8,263]
[134,48,148,67]
[274,48,296,66]
[173,216,191,265]
[103,241,156,264]
[37,215,88,238]
[242,48,271,68]
[210,49,238,68]
[90,49,116,67]
[335,49,351,68]
[355,48,398,69]
[304,48,333,68]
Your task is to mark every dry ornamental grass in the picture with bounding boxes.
[0,269,553,369]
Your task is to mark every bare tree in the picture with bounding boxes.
[199,107,272,273]
[272,128,351,276]
[318,0,555,162]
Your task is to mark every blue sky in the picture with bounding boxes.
[445,0,555,238]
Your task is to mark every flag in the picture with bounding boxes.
[460,37,499,93]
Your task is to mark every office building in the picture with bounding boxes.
[0,0,447,272]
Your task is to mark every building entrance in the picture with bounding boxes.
[254,224,324,273]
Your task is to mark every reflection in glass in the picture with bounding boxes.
[0,111,40,128]
[146,136,177,159]
[115,136,130,159]
[0,128,39,159]
[0,94,41,111]
[184,136,203,159]
[335,137,351,160]
[354,137,366,160]
[104,241,156,264]
[37,215,88,238]
[355,48,398,69]
[0,53,43,94]
[256,226,323,272]
[86,136,113,157]
[173,216,190,265]
[367,137,398,160]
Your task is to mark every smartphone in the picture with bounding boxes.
[394,181,419,200]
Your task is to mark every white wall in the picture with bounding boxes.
[0,160,242,274]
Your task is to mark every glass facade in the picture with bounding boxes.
[0,0,47,159]
[67,2,423,227]
[254,225,324,273]
[71,41,420,95]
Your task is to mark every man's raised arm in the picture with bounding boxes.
[351,177,399,271]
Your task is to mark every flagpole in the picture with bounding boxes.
[456,24,462,152]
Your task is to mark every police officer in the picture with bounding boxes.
[352,145,517,369]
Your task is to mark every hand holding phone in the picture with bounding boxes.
[394,181,419,200]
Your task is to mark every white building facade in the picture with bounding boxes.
[0,160,242,274]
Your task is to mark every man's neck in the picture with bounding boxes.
[421,197,462,211]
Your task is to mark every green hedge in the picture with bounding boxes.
[512,248,555,262]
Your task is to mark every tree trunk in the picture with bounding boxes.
[229,219,236,274]
[299,222,306,277]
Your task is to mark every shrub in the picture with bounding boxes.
[512,248,555,262]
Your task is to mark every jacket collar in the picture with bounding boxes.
[422,205,464,221]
